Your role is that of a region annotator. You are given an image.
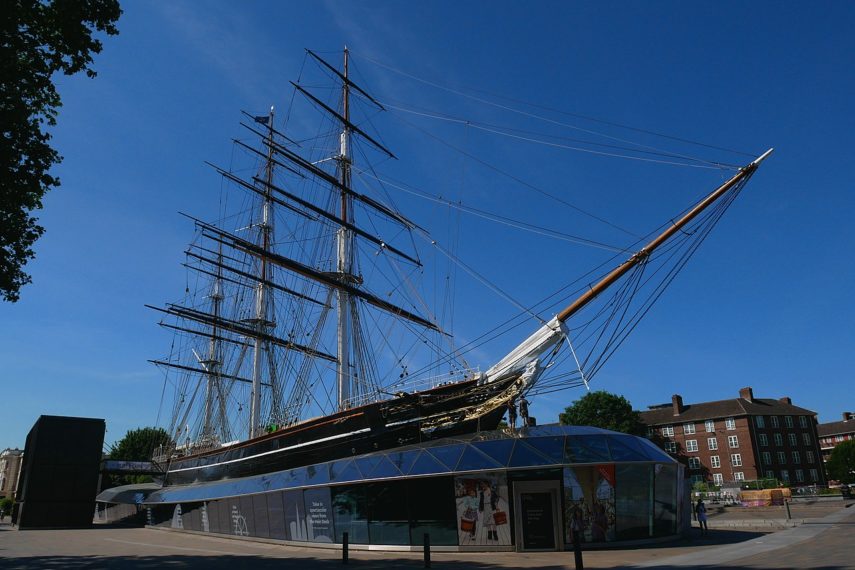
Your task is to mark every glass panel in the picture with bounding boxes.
[456,445,503,472]
[303,487,335,543]
[252,494,270,538]
[472,439,515,467]
[615,464,652,540]
[329,459,363,484]
[428,444,466,470]
[305,463,331,486]
[563,465,616,545]
[283,490,307,541]
[636,438,675,462]
[217,499,230,535]
[267,491,286,540]
[523,436,565,464]
[368,455,403,479]
[235,497,254,536]
[653,464,677,537]
[332,485,369,544]
[509,440,553,467]
[409,450,448,476]
[367,480,410,545]
[355,455,383,478]
[408,477,458,546]
[607,436,646,461]
[454,473,512,546]
[387,450,421,475]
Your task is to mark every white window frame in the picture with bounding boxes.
[777,451,787,464]
[662,426,675,437]
[774,433,783,446]
[705,420,715,432]
[799,416,808,428]
[788,433,797,446]
[761,451,772,466]
[802,433,811,446]
[755,415,765,428]
[785,415,794,428]
[713,473,723,485]
[758,433,768,447]
[780,469,790,482]
[734,472,745,481]
[725,417,736,430]
[683,422,696,435]
[795,469,804,482]
[728,435,739,448]
[686,439,698,452]
[688,457,701,470]
[810,469,818,482]
[765,470,775,479]
[771,416,780,428]
[792,451,801,464]
[731,453,742,467]
[806,450,815,464]
[707,437,718,451]
[710,455,721,468]
[665,441,677,453]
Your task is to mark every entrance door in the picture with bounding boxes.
[513,481,562,551]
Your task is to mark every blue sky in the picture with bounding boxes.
[2,1,853,450]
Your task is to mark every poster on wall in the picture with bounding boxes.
[454,473,511,546]
[303,487,335,543]
[284,490,308,541]
[563,465,616,544]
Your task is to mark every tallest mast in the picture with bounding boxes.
[336,47,354,410]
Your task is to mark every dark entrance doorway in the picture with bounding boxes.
[512,481,562,551]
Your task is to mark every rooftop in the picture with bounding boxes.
[639,387,816,425]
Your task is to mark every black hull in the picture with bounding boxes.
[164,375,519,485]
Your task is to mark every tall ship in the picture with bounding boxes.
[148,49,771,486]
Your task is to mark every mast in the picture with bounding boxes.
[201,247,223,440]
[249,106,276,439]
[336,47,353,411]
[555,148,774,323]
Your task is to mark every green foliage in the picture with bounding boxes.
[827,440,855,484]
[692,481,709,493]
[0,0,121,302]
[0,497,13,513]
[107,426,170,486]
[558,390,647,435]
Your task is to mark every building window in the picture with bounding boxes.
[784,416,794,428]
[780,470,790,482]
[688,457,701,470]
[665,441,677,453]
[755,416,765,428]
[795,469,804,482]
[725,417,736,430]
[810,469,818,482]
[806,450,815,464]
[799,416,808,428]
[713,473,723,485]
[708,437,718,451]
[836,435,845,442]
[690,474,704,484]
[761,452,772,466]
[683,422,696,435]
[662,426,674,437]
[731,454,742,467]
[647,427,655,437]
[686,439,698,452]
[771,416,780,428]
[792,451,801,464]
[777,451,786,464]
[711,455,721,468]
[765,470,775,480]
[728,435,739,448]
[788,433,797,447]
[774,433,783,446]
[705,420,715,432]
[734,472,745,481]
[802,433,811,446]
[758,434,768,447]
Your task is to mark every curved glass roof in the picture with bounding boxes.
[143,425,674,504]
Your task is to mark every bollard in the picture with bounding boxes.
[342,531,349,564]
[424,533,431,568]
[571,527,584,570]
[785,500,792,520]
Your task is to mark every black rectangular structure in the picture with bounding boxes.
[16,415,105,528]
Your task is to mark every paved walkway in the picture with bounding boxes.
[0,503,852,569]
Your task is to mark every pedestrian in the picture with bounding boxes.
[695,498,708,535]
[506,398,517,431]
[519,396,530,427]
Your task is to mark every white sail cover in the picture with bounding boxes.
[483,317,567,383]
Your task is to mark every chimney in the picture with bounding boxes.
[739,387,754,402]
[844,412,853,421]
[779,396,792,405]
[672,394,684,416]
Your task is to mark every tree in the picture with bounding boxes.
[108,426,170,485]
[1,0,121,302]
[826,440,855,484]
[558,390,647,436]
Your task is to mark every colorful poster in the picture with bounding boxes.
[454,473,511,546]
[564,465,615,544]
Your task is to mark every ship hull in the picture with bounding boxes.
[164,374,520,485]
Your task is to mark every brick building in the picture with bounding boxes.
[0,448,23,499]
[818,412,855,465]
[638,387,825,487]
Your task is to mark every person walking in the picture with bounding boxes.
[695,498,708,535]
